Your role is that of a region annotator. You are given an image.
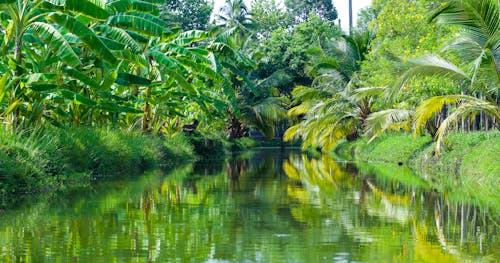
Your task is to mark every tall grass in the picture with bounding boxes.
[0,127,194,195]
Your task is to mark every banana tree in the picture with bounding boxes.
[101,2,242,133]
[0,0,117,129]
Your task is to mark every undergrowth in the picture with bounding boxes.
[0,127,194,196]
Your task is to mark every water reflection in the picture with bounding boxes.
[0,150,498,262]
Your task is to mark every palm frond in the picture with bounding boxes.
[413,95,465,136]
[284,124,302,142]
[429,0,499,45]
[413,95,498,137]
[434,99,500,156]
[364,109,414,142]
[354,86,386,98]
[288,101,315,117]
[392,55,468,99]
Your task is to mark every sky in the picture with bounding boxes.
[212,0,373,32]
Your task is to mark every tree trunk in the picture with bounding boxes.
[226,113,248,140]
[14,34,23,76]
[8,25,24,131]
[142,87,152,133]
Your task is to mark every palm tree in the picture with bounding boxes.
[379,0,500,156]
[216,0,255,30]
[284,30,374,151]
[215,0,256,47]
[234,71,290,139]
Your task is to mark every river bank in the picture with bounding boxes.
[0,127,195,198]
[334,131,500,211]
[0,126,297,201]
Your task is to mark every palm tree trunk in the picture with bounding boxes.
[14,14,24,76]
[142,87,152,133]
[8,23,25,131]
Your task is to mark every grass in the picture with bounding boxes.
[351,133,433,164]
[0,127,194,196]
[334,130,500,213]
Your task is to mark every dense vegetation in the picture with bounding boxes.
[0,0,498,194]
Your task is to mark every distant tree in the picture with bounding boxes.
[216,0,255,31]
[215,0,256,48]
[356,7,378,32]
[251,0,292,39]
[284,0,338,23]
[161,0,214,30]
[252,15,341,91]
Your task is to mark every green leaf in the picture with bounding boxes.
[48,13,117,65]
[31,22,82,67]
[3,99,21,116]
[124,29,149,43]
[172,30,209,46]
[60,89,97,106]
[119,105,143,113]
[101,70,117,90]
[0,0,15,4]
[112,50,148,66]
[41,0,109,20]
[65,0,110,20]
[43,0,66,5]
[149,51,187,73]
[162,68,196,94]
[25,73,59,83]
[99,36,126,50]
[62,67,100,89]
[97,102,121,112]
[115,73,151,86]
[0,74,7,102]
[107,0,159,15]
[29,83,58,91]
[108,13,172,37]
[98,26,142,53]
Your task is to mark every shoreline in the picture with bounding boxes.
[333,131,500,213]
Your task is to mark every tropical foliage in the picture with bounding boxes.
[283,0,499,156]
[0,0,266,138]
[366,0,499,155]
[0,0,498,154]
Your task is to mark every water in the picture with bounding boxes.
[0,150,498,262]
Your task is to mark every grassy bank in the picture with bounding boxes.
[0,127,195,196]
[334,131,500,210]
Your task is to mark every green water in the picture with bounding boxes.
[0,150,498,262]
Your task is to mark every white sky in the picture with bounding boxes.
[212,0,373,32]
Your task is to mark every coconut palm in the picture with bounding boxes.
[378,0,500,156]
[215,0,256,47]
[392,0,499,101]
[216,0,255,32]
[414,95,499,155]
[285,82,361,151]
[284,30,374,151]
[235,70,290,139]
